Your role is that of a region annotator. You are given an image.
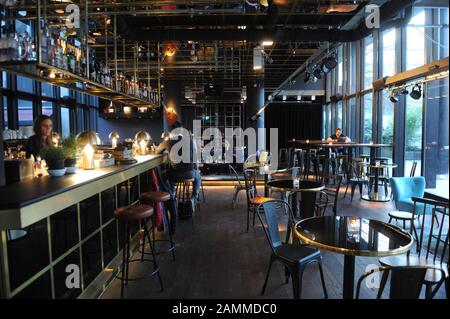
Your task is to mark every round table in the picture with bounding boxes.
[361,163,398,202]
[266,179,324,220]
[294,216,413,299]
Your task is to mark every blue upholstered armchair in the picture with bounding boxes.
[389,177,432,215]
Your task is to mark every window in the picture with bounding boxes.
[326,104,332,137]
[382,28,396,77]
[18,99,33,127]
[348,97,356,141]
[17,76,34,93]
[336,101,343,130]
[337,46,343,94]
[381,90,394,159]
[42,100,53,117]
[363,36,374,89]
[60,107,71,138]
[60,87,70,98]
[2,96,8,129]
[41,82,54,98]
[363,94,373,143]
[322,106,326,138]
[2,71,7,88]
[349,42,357,94]
[406,8,425,70]
[424,77,448,195]
[77,107,84,132]
[404,94,423,176]
[436,8,449,60]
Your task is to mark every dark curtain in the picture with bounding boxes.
[265,103,323,150]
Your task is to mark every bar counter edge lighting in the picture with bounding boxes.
[0,154,167,299]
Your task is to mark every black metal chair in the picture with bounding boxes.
[379,198,449,299]
[256,200,328,299]
[315,173,342,216]
[243,169,273,232]
[344,159,369,201]
[356,265,446,299]
[229,165,246,209]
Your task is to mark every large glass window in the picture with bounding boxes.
[424,77,449,196]
[60,87,70,98]
[363,36,374,89]
[348,97,356,141]
[382,28,396,77]
[404,94,423,176]
[406,8,425,70]
[349,42,357,94]
[42,100,53,117]
[381,90,394,159]
[337,47,343,94]
[336,101,343,129]
[61,107,71,138]
[41,82,54,98]
[436,8,449,60]
[2,71,7,88]
[363,93,373,143]
[18,99,33,127]
[2,96,8,129]
[17,76,34,93]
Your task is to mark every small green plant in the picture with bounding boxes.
[40,146,66,169]
[61,135,80,159]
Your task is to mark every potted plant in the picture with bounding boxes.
[40,146,67,177]
[61,136,79,173]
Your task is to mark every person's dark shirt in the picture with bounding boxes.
[328,133,348,143]
[25,135,48,159]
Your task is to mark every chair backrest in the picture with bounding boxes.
[410,161,418,177]
[389,177,425,205]
[228,165,243,187]
[412,197,449,263]
[243,168,257,204]
[356,265,445,299]
[256,200,296,252]
[319,173,342,212]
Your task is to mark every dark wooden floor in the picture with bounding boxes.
[100,186,447,299]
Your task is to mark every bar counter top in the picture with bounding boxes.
[0,154,166,229]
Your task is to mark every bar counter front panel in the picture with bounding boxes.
[0,154,166,299]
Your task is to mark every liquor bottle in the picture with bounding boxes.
[21,31,30,61]
[40,27,49,62]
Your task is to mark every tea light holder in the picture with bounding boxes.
[109,131,120,149]
[83,144,95,169]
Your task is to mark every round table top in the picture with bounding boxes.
[294,216,413,257]
[362,163,398,169]
[266,179,324,193]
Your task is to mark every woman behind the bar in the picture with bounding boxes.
[25,115,54,158]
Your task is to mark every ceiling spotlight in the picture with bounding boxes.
[323,55,338,70]
[313,67,323,79]
[297,95,302,101]
[262,40,273,46]
[410,84,422,100]
[400,88,409,95]
[389,91,399,103]
[282,95,287,101]
[311,95,316,101]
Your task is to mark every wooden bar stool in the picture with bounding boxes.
[140,191,176,261]
[114,204,164,298]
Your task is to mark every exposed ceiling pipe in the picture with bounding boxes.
[117,0,414,43]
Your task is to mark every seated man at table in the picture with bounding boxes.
[326,128,351,143]
[155,121,201,218]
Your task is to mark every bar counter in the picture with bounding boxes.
[0,154,167,299]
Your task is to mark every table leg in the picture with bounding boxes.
[374,167,379,200]
[264,174,269,197]
[343,255,355,299]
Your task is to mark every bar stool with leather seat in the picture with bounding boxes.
[140,191,176,261]
[114,204,164,298]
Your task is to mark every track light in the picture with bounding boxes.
[389,91,399,103]
[400,88,409,95]
[323,55,338,70]
[313,67,323,79]
[410,84,422,100]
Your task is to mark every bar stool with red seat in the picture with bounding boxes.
[140,191,176,261]
[114,204,164,298]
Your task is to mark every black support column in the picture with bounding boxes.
[246,80,265,151]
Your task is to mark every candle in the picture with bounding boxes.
[53,138,58,147]
[111,137,117,149]
[139,140,147,155]
[83,144,95,169]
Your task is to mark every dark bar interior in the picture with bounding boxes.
[0,0,448,303]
